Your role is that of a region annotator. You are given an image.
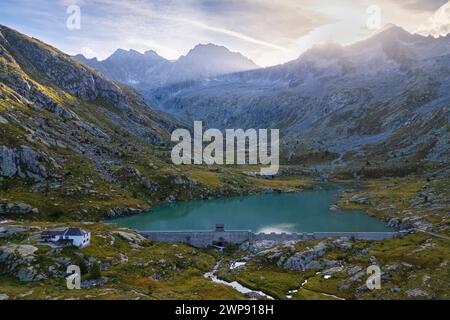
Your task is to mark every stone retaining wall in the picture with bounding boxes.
[253,231,407,242]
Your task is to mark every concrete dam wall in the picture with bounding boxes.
[140,227,408,248]
[140,230,253,248]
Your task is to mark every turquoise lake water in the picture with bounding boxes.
[108,186,392,233]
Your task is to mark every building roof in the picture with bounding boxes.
[41,229,66,237]
[65,227,87,236]
[42,227,88,237]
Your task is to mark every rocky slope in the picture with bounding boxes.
[74,44,259,89]
[216,230,450,300]
[143,25,450,169]
[0,25,275,221]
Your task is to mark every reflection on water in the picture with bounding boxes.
[108,186,392,233]
[257,223,297,234]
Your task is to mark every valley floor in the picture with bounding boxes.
[0,174,449,300]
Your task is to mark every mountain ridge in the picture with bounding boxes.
[74,43,259,88]
[142,25,450,168]
[0,24,268,220]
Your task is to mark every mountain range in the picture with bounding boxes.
[74,44,259,88]
[1,23,449,221]
[141,25,450,168]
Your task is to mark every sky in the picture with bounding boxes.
[1,0,449,67]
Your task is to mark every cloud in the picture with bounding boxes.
[93,0,324,51]
[3,0,449,67]
[416,1,450,36]
[171,18,288,51]
[59,0,86,5]
[80,46,96,58]
[397,0,448,11]
[58,0,328,64]
[187,0,331,46]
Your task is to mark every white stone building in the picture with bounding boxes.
[41,227,91,248]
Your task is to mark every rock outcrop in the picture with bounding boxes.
[113,231,145,243]
[281,242,328,271]
[0,244,42,282]
[0,202,38,215]
[0,145,50,181]
[107,207,144,218]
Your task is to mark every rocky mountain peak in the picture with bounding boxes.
[143,49,162,58]
[73,54,99,63]
[109,48,148,60]
[0,24,127,106]
[74,42,259,87]
[300,42,345,61]
[181,43,259,68]
[373,23,406,35]
[186,43,232,56]
[370,23,421,43]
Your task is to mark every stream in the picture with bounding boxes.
[204,261,346,300]
[203,261,274,300]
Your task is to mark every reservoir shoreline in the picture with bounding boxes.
[107,184,394,236]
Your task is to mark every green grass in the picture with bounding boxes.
[0,222,247,300]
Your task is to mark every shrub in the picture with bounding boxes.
[148,284,155,295]
[89,261,102,279]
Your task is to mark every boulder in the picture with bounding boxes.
[0,202,38,215]
[0,244,42,282]
[0,244,38,261]
[0,115,8,124]
[121,166,142,179]
[143,179,159,193]
[349,194,370,205]
[107,207,143,218]
[119,253,128,264]
[406,288,430,298]
[282,242,327,271]
[16,245,38,256]
[323,266,344,276]
[339,270,366,290]
[81,277,108,289]
[313,242,328,255]
[113,231,145,243]
[17,266,39,282]
[347,266,363,276]
[173,175,198,187]
[283,250,314,271]
[165,195,176,203]
[0,226,30,237]
[303,260,323,270]
[333,238,353,250]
